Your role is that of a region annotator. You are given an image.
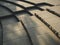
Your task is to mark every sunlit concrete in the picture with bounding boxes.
[0,0,60,45]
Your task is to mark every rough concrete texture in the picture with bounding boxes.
[0,0,60,45]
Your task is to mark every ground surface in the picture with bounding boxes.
[0,0,60,45]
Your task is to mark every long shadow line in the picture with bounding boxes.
[0,0,55,19]
[0,0,33,16]
[0,1,33,44]
[18,0,54,7]
[20,20,33,45]
[46,9,60,17]
[0,4,13,13]
[35,2,54,6]
[0,4,19,44]
[0,3,44,19]
[35,13,60,39]
[18,0,44,11]
[0,4,19,21]
[0,1,32,44]
[0,10,26,19]
[0,4,13,19]
[0,0,54,14]
[13,2,55,14]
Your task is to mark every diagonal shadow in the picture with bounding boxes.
[18,0,44,11]
[0,0,55,19]
[46,9,60,17]
[0,0,60,45]
[20,15,41,45]
[0,4,19,21]
[0,0,33,16]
